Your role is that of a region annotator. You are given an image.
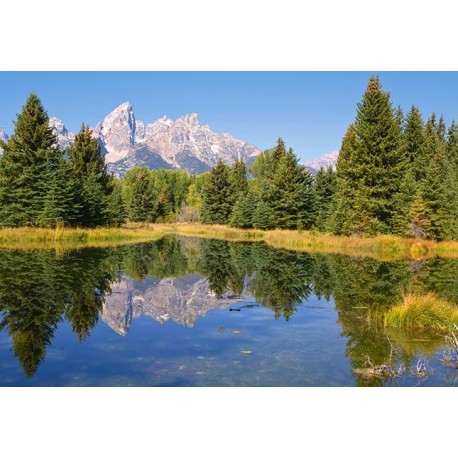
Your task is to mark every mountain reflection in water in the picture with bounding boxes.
[0,236,458,386]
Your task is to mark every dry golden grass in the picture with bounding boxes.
[150,224,458,261]
[0,226,166,251]
[2,223,458,259]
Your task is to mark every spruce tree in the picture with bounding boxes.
[391,168,418,237]
[105,178,126,226]
[403,106,426,180]
[201,160,233,224]
[446,120,458,177]
[267,148,315,229]
[408,192,431,239]
[333,76,403,235]
[0,94,63,226]
[330,125,360,235]
[38,159,83,227]
[229,159,248,203]
[312,166,337,231]
[271,137,287,176]
[252,200,274,230]
[420,150,458,240]
[437,115,447,143]
[67,124,111,227]
[126,168,157,222]
[229,191,258,228]
[423,114,443,167]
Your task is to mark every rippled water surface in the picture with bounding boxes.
[1,236,458,386]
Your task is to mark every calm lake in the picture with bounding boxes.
[0,235,457,387]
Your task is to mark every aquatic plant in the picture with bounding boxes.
[383,292,458,332]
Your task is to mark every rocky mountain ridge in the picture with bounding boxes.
[304,150,339,174]
[0,102,261,176]
[101,274,252,335]
[1,105,340,176]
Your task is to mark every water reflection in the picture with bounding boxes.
[0,236,457,384]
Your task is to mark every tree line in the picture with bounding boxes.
[1,79,458,241]
[199,76,458,241]
[0,95,125,227]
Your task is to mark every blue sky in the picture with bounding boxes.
[1,72,458,161]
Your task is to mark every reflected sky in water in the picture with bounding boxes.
[0,236,457,386]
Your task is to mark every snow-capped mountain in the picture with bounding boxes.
[101,274,252,334]
[0,103,261,176]
[92,102,261,176]
[304,151,339,174]
[49,117,75,151]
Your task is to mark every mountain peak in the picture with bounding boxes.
[304,150,339,174]
[178,113,200,126]
[114,101,133,112]
[94,102,137,163]
[49,117,74,150]
[0,104,262,176]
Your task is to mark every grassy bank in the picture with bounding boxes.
[0,226,166,250]
[150,224,458,261]
[2,223,458,259]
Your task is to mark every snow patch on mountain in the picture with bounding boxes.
[0,103,262,176]
[49,117,75,151]
[304,151,339,174]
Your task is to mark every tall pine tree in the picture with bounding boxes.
[201,160,233,224]
[67,124,112,227]
[267,148,315,229]
[0,94,64,226]
[333,76,403,235]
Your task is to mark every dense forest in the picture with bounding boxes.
[1,76,458,240]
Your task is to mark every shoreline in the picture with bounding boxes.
[1,223,458,260]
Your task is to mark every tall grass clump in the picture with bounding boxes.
[383,292,458,332]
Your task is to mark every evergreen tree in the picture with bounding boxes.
[423,113,443,167]
[408,192,431,239]
[229,191,258,228]
[420,150,458,240]
[105,177,126,226]
[267,148,315,229]
[38,159,83,227]
[252,199,274,230]
[67,124,111,227]
[391,169,418,237]
[333,76,403,235]
[156,185,173,221]
[446,120,458,177]
[67,124,109,187]
[271,137,287,176]
[201,160,233,224]
[229,159,248,203]
[403,106,426,180]
[437,115,447,143]
[126,168,157,222]
[249,148,275,184]
[329,126,360,235]
[312,166,337,231]
[0,94,62,226]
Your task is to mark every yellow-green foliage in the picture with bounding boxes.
[3,223,458,260]
[383,293,458,332]
[148,224,458,261]
[0,226,165,250]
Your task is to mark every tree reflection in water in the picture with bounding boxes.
[0,236,457,382]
